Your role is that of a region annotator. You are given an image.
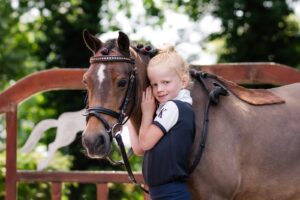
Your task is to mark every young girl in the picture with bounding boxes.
[128,45,195,199]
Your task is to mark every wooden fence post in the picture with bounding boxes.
[51,182,62,200]
[97,183,108,200]
[5,107,17,200]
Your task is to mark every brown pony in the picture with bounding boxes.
[81,30,300,199]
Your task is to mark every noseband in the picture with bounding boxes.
[84,55,137,141]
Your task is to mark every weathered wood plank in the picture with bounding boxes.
[193,62,300,86]
[0,68,86,113]
[17,171,144,183]
[97,184,108,200]
[5,108,17,200]
[51,182,62,200]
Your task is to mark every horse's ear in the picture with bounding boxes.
[83,29,102,55]
[117,31,130,55]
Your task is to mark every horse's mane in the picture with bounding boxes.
[121,40,284,105]
[101,38,157,61]
[193,70,285,106]
[131,43,158,58]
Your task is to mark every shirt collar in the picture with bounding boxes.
[156,89,192,114]
[174,89,193,105]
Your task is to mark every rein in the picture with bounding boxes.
[84,54,149,193]
[189,70,229,173]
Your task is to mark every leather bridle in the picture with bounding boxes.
[84,55,229,193]
[84,54,149,193]
[85,55,137,142]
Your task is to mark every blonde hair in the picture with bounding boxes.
[148,44,190,82]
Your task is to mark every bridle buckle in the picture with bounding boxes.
[111,123,123,137]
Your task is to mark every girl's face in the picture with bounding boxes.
[147,64,187,104]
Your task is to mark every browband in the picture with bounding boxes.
[90,55,135,64]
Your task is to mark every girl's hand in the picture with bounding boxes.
[141,86,156,116]
[139,86,164,151]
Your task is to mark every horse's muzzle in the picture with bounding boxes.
[82,132,111,159]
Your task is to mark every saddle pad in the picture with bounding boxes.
[220,77,285,105]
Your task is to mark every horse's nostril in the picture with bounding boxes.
[97,135,105,145]
[82,133,109,158]
[82,134,106,149]
[82,137,91,148]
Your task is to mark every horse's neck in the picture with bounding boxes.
[129,48,150,130]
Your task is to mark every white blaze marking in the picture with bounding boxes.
[97,64,106,88]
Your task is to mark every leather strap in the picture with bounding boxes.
[115,133,149,193]
[189,70,229,173]
[90,55,135,64]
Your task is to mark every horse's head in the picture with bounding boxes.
[81,30,151,159]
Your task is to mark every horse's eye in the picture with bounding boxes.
[117,79,127,87]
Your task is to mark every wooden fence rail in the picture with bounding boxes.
[1,62,300,199]
[17,171,147,200]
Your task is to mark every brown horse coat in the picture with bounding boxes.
[189,76,300,199]
[81,31,300,200]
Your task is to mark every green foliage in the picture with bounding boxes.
[208,0,300,68]
[109,183,144,200]
[142,0,211,20]
[1,0,300,199]
[0,1,45,90]
[142,0,163,17]
[17,93,58,147]
[0,150,73,200]
[133,0,300,69]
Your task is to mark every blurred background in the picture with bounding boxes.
[0,0,300,199]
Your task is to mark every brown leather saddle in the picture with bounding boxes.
[218,76,285,105]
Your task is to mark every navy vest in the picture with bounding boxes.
[142,100,195,187]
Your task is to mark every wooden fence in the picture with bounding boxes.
[1,62,300,199]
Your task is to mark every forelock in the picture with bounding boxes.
[102,39,116,52]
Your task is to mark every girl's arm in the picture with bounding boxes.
[139,87,164,151]
[127,120,144,156]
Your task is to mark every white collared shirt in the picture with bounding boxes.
[154,89,192,132]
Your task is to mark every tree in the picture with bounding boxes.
[209,0,300,68]
[1,1,145,199]
[0,1,44,90]
[1,0,300,199]
[146,0,300,68]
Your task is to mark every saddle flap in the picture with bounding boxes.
[220,77,285,105]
